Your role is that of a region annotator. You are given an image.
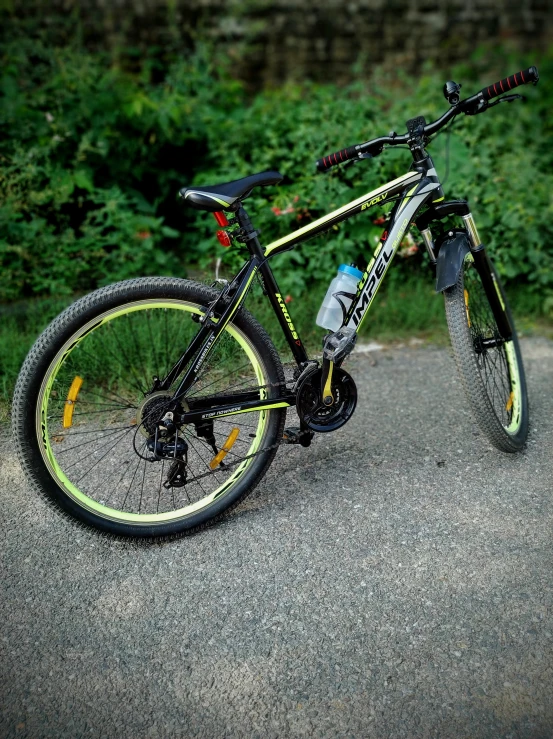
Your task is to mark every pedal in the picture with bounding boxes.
[322,326,357,363]
[283,427,314,447]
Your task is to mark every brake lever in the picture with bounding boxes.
[341,152,375,169]
[488,93,525,107]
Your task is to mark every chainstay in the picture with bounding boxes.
[182,424,312,486]
[180,362,311,486]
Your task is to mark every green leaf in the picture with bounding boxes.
[73,169,94,193]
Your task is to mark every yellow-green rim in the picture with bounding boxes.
[37,299,271,524]
[464,254,522,436]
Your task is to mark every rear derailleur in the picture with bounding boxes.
[146,416,189,489]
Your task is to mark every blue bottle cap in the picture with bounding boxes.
[338,264,363,279]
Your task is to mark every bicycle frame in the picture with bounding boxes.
[158,154,493,423]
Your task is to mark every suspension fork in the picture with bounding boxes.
[419,202,514,341]
[462,213,513,341]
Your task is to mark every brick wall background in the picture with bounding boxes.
[6,0,553,86]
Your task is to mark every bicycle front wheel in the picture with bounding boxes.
[444,253,528,452]
[12,278,287,537]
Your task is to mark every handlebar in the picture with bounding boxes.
[318,145,360,170]
[480,65,539,101]
[316,66,539,172]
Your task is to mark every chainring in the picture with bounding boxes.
[296,367,357,432]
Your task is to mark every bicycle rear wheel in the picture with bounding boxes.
[444,253,528,452]
[12,278,286,537]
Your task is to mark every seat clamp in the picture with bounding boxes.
[236,228,261,244]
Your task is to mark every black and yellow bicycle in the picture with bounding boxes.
[13,67,537,537]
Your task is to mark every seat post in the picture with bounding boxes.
[235,205,264,258]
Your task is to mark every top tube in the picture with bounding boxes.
[263,171,421,258]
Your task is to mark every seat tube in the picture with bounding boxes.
[236,204,309,365]
[259,261,309,365]
[236,205,264,257]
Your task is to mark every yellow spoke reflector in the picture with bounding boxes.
[63,376,83,429]
[210,427,240,469]
[506,391,515,412]
[464,289,471,327]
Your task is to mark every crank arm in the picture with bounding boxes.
[320,357,335,406]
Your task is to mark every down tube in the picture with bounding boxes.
[345,181,440,331]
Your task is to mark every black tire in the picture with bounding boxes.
[444,254,528,452]
[12,278,286,538]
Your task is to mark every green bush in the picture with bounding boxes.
[1,31,552,313]
[191,57,553,307]
[0,39,241,299]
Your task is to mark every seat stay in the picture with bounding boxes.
[153,259,260,406]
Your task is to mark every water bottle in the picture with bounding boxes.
[316,263,363,331]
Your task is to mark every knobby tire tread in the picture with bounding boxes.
[12,277,286,540]
[444,266,528,453]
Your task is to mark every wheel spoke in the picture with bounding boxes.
[56,426,133,456]
[34,294,282,527]
[73,427,136,479]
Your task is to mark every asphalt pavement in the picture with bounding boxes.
[1,337,552,738]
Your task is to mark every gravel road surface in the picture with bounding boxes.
[2,337,552,738]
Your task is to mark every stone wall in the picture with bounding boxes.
[227,0,553,86]
[7,0,553,87]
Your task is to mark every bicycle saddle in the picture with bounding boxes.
[179,170,283,212]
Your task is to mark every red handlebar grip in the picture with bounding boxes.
[481,66,539,101]
[316,145,358,172]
